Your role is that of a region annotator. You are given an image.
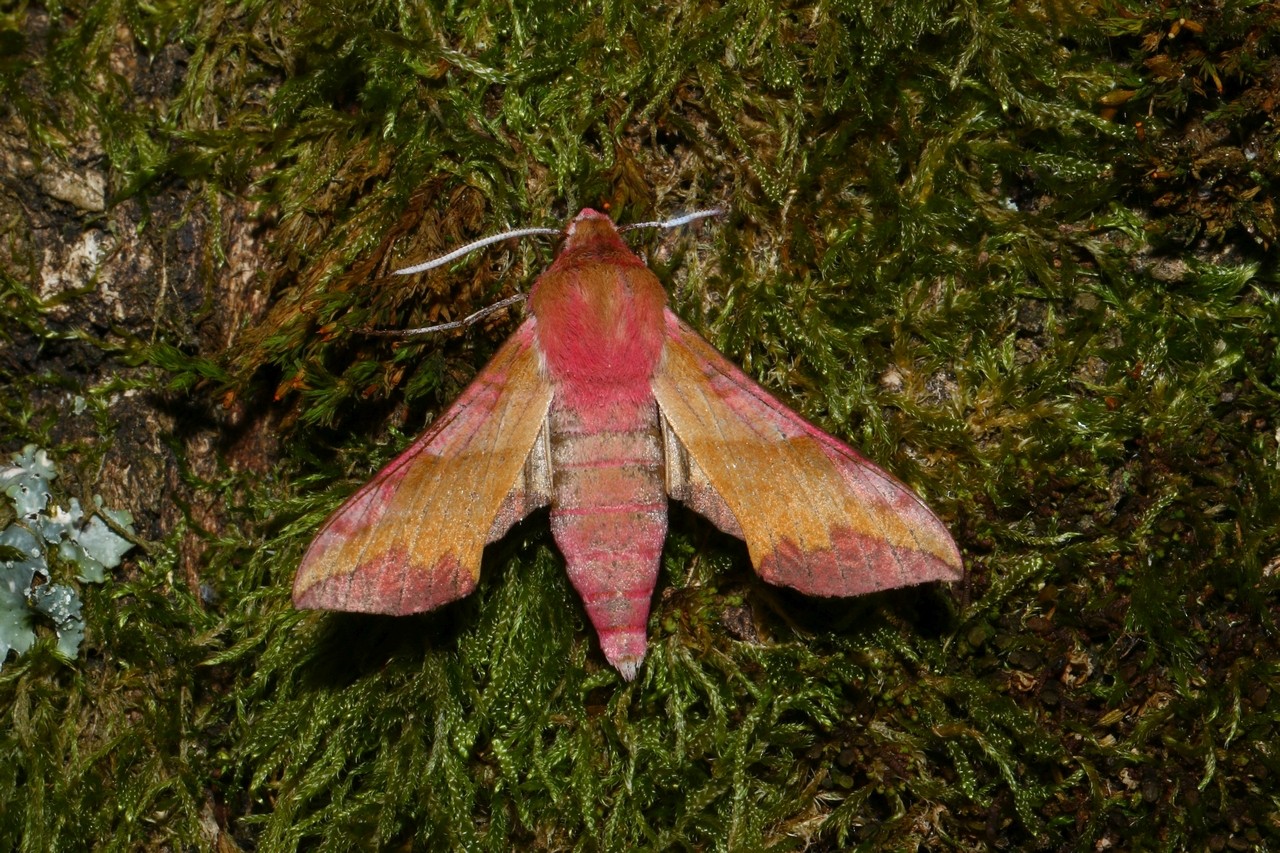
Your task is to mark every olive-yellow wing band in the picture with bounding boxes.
[294,318,555,614]
[652,310,962,597]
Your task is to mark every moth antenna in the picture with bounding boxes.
[619,208,724,233]
[377,208,720,337]
[366,293,527,338]
[393,226,562,275]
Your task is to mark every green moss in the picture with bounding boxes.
[2,0,1278,849]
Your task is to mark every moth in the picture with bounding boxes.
[294,208,963,680]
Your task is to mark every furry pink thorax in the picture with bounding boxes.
[528,210,668,431]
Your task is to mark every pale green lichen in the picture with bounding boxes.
[0,445,135,667]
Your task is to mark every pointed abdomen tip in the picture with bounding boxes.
[615,658,641,681]
[600,632,647,681]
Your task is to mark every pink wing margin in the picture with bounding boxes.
[294,318,554,615]
[652,310,962,597]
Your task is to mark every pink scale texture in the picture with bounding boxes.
[295,208,962,682]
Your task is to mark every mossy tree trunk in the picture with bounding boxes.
[1,2,1278,850]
